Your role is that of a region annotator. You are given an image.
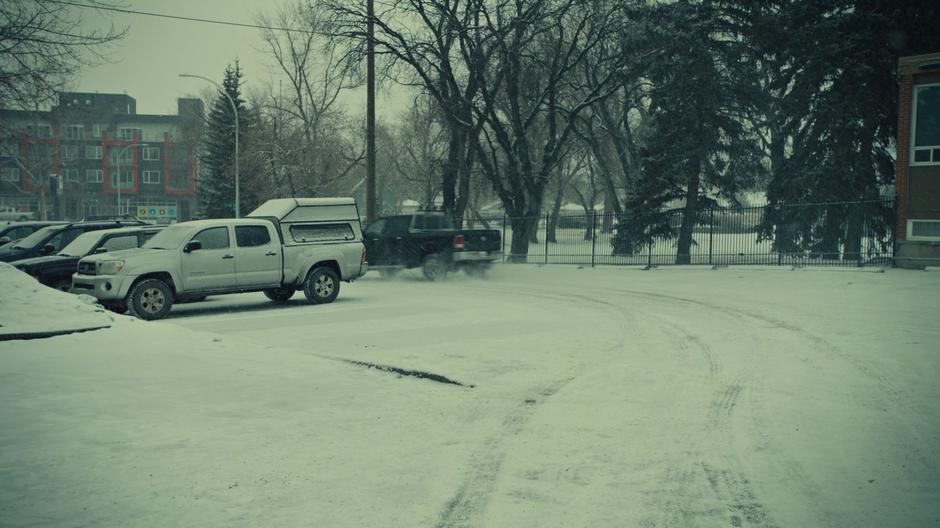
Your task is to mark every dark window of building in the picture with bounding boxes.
[236,226,272,247]
[914,84,940,164]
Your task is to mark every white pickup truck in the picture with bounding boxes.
[72,198,368,320]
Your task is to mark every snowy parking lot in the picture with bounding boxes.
[1,264,939,527]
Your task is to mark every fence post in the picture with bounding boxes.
[647,224,653,269]
[591,210,597,268]
[544,213,549,265]
[709,206,715,266]
[501,213,507,262]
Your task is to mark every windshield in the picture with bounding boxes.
[142,225,192,250]
[11,226,59,250]
[58,231,103,257]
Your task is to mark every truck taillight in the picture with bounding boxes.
[361,247,367,264]
[453,234,465,249]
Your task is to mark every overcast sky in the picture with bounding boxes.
[74,0,408,118]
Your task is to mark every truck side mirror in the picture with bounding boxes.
[40,243,55,256]
[94,247,108,254]
[183,240,202,253]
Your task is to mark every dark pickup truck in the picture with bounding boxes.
[363,213,501,279]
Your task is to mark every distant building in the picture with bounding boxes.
[0,92,202,222]
[896,52,940,267]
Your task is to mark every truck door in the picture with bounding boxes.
[181,226,236,291]
[363,219,387,264]
[234,224,282,287]
[383,216,412,264]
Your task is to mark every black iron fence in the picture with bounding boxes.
[471,199,895,267]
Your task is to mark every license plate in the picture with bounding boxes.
[479,251,488,257]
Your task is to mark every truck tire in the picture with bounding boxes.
[303,267,340,304]
[127,278,174,320]
[422,254,447,281]
[264,287,295,303]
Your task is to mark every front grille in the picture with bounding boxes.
[72,282,93,290]
[77,262,96,276]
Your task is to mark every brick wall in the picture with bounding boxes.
[896,74,912,240]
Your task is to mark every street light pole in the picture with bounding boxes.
[113,142,141,216]
[179,73,240,218]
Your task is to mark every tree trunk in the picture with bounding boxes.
[509,216,536,262]
[843,203,863,262]
[547,185,564,243]
[602,192,614,233]
[441,129,459,215]
[676,170,701,265]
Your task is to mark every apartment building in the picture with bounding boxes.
[0,92,202,222]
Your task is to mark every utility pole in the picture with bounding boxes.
[366,0,377,223]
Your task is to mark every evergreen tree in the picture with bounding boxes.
[200,62,258,218]
[614,1,764,263]
[754,0,940,260]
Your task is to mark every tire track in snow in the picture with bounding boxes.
[433,285,645,527]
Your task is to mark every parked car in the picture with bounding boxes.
[73,198,368,320]
[0,221,66,247]
[12,225,166,291]
[363,212,501,279]
[0,205,35,222]
[0,219,147,263]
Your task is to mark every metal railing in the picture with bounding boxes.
[473,198,895,268]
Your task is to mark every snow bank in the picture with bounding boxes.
[0,262,113,337]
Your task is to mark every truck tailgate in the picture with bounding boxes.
[461,230,501,252]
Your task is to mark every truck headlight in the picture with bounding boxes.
[98,260,125,275]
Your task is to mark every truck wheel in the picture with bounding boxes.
[264,287,295,303]
[127,279,173,320]
[422,254,447,281]
[303,267,340,304]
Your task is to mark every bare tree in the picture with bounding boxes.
[0,0,125,110]
[255,0,363,197]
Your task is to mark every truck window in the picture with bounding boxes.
[235,225,272,247]
[289,223,354,243]
[413,215,453,230]
[191,227,229,250]
[384,216,411,236]
[364,219,385,238]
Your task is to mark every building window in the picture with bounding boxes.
[61,144,79,160]
[29,124,52,138]
[143,170,161,184]
[64,168,80,182]
[92,124,109,138]
[64,125,84,140]
[86,169,103,183]
[143,146,160,160]
[108,148,133,164]
[118,127,142,140]
[1,167,19,182]
[913,84,940,165]
[110,169,133,188]
[86,145,103,159]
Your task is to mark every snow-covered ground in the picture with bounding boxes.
[1,264,938,527]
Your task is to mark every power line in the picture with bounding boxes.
[44,0,314,34]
